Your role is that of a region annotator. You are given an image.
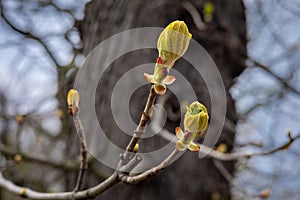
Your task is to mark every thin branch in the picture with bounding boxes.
[257,1,289,50]
[0,147,180,199]
[119,149,179,184]
[0,145,81,171]
[240,92,280,117]
[15,123,24,152]
[213,159,254,199]
[0,144,110,179]
[158,128,300,161]
[72,113,88,192]
[182,1,206,31]
[121,86,157,162]
[0,171,118,200]
[0,83,182,199]
[0,0,61,67]
[118,154,142,173]
[250,59,300,97]
[275,0,300,18]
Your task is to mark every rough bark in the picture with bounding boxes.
[78,0,247,199]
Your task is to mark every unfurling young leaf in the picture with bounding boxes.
[144,20,192,95]
[175,101,209,152]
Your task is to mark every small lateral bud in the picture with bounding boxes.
[56,109,63,121]
[217,143,227,153]
[15,114,24,124]
[19,188,27,197]
[259,189,271,199]
[134,143,139,152]
[14,154,22,164]
[203,1,215,22]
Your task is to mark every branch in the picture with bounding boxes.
[0,144,110,179]
[121,86,157,163]
[0,145,81,170]
[182,1,206,31]
[0,0,61,67]
[0,147,180,199]
[158,128,300,161]
[213,159,254,199]
[0,84,178,199]
[0,171,118,200]
[250,59,300,97]
[119,149,179,184]
[73,113,88,191]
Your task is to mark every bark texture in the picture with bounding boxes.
[79,0,247,199]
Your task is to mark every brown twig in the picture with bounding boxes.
[0,145,80,170]
[213,159,254,199]
[182,1,206,31]
[0,146,181,200]
[158,128,300,161]
[0,171,118,200]
[119,149,180,184]
[72,113,88,191]
[121,86,157,163]
[0,145,109,179]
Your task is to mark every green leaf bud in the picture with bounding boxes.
[157,20,192,67]
[184,101,209,133]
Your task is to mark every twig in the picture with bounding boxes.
[182,1,206,31]
[250,59,300,96]
[0,2,60,68]
[0,145,81,170]
[158,128,300,161]
[119,149,179,184]
[0,70,184,199]
[118,154,142,173]
[0,144,109,179]
[73,113,88,191]
[0,147,180,199]
[213,160,233,182]
[0,171,118,200]
[15,123,24,152]
[121,86,157,163]
[213,159,254,199]
[0,161,16,169]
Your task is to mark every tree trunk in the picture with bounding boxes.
[78,0,247,199]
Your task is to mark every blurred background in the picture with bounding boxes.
[0,0,299,199]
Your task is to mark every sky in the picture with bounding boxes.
[231,0,300,199]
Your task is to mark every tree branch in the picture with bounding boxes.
[0,145,80,170]
[72,113,88,191]
[121,86,157,163]
[119,149,179,184]
[0,0,61,67]
[0,171,118,200]
[158,128,300,161]
[182,1,206,31]
[0,146,180,199]
[250,59,300,97]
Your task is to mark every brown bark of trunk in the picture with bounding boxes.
[78,0,247,199]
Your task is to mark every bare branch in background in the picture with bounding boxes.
[249,59,300,97]
[182,1,206,31]
[157,128,300,161]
